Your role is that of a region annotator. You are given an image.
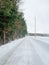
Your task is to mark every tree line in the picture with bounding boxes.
[0,0,27,45]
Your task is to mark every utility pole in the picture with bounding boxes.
[35,16,36,37]
[35,16,36,33]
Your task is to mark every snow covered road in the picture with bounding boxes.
[0,36,49,65]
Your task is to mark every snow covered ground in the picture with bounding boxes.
[35,36,49,44]
[0,38,24,65]
[0,36,49,65]
[30,36,49,65]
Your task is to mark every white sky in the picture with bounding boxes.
[20,0,49,33]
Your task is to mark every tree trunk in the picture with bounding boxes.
[3,30,6,44]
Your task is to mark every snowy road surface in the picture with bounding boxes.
[0,36,49,65]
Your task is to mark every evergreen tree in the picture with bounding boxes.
[0,0,27,44]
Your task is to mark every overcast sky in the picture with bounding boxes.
[20,0,49,33]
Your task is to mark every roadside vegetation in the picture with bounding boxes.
[0,0,27,45]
